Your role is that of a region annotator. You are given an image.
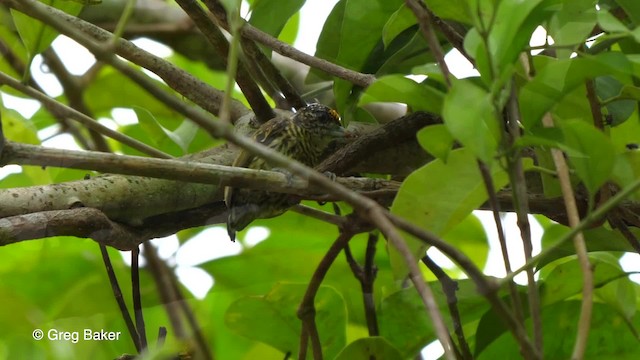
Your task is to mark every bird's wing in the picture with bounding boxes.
[225,116,292,207]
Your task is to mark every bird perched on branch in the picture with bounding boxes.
[225,103,347,241]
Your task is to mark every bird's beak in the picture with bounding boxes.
[330,126,347,139]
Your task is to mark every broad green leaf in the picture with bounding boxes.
[278,11,300,45]
[540,253,628,306]
[477,301,640,359]
[334,337,403,360]
[547,0,598,58]
[442,79,500,163]
[595,272,637,321]
[417,124,454,162]
[309,0,403,83]
[0,27,27,81]
[613,149,640,201]
[11,1,83,59]
[389,148,511,278]
[561,119,616,195]
[442,214,490,270]
[203,211,397,329]
[376,29,434,78]
[520,53,633,128]
[463,29,492,83]
[423,0,473,24]
[225,283,346,359]
[381,281,493,358]
[379,287,434,358]
[615,0,640,25]
[358,75,444,114]
[598,8,631,33]
[610,109,640,153]
[536,224,636,270]
[249,0,305,38]
[0,107,39,144]
[382,5,415,47]
[84,69,175,118]
[134,107,197,155]
[411,63,446,84]
[488,0,561,73]
[596,76,636,126]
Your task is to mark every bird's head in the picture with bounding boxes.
[293,103,346,141]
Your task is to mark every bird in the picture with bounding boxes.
[225,103,347,241]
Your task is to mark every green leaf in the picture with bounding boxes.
[358,75,444,114]
[613,149,640,201]
[382,5,415,47]
[84,69,175,118]
[536,224,636,270]
[423,0,473,24]
[615,0,640,25]
[309,0,403,83]
[560,119,616,195]
[0,107,40,144]
[488,0,561,73]
[598,8,631,33]
[540,253,628,306]
[375,29,434,77]
[249,0,305,38]
[547,0,598,58]
[334,337,403,360]
[389,148,511,278]
[225,283,346,359]
[595,271,637,321]
[478,301,640,359]
[11,1,83,59]
[443,214,490,270]
[442,79,501,163]
[596,76,636,126]
[520,53,633,128]
[417,124,454,162]
[379,287,434,358]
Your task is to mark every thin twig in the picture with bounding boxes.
[343,233,380,336]
[204,0,306,109]
[0,39,91,149]
[421,256,471,360]
[0,71,171,158]
[144,242,213,360]
[99,245,141,352]
[369,210,456,360]
[0,141,396,197]
[519,40,593,356]
[237,21,376,88]
[503,176,640,283]
[405,0,452,86]
[298,231,355,360]
[131,247,147,350]
[362,234,380,336]
[544,111,593,360]
[142,243,187,340]
[40,49,111,152]
[4,0,250,121]
[609,212,640,254]
[387,214,540,358]
[174,0,274,123]
[478,162,526,329]
[507,80,543,353]
[291,205,349,227]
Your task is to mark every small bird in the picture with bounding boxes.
[225,104,347,241]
